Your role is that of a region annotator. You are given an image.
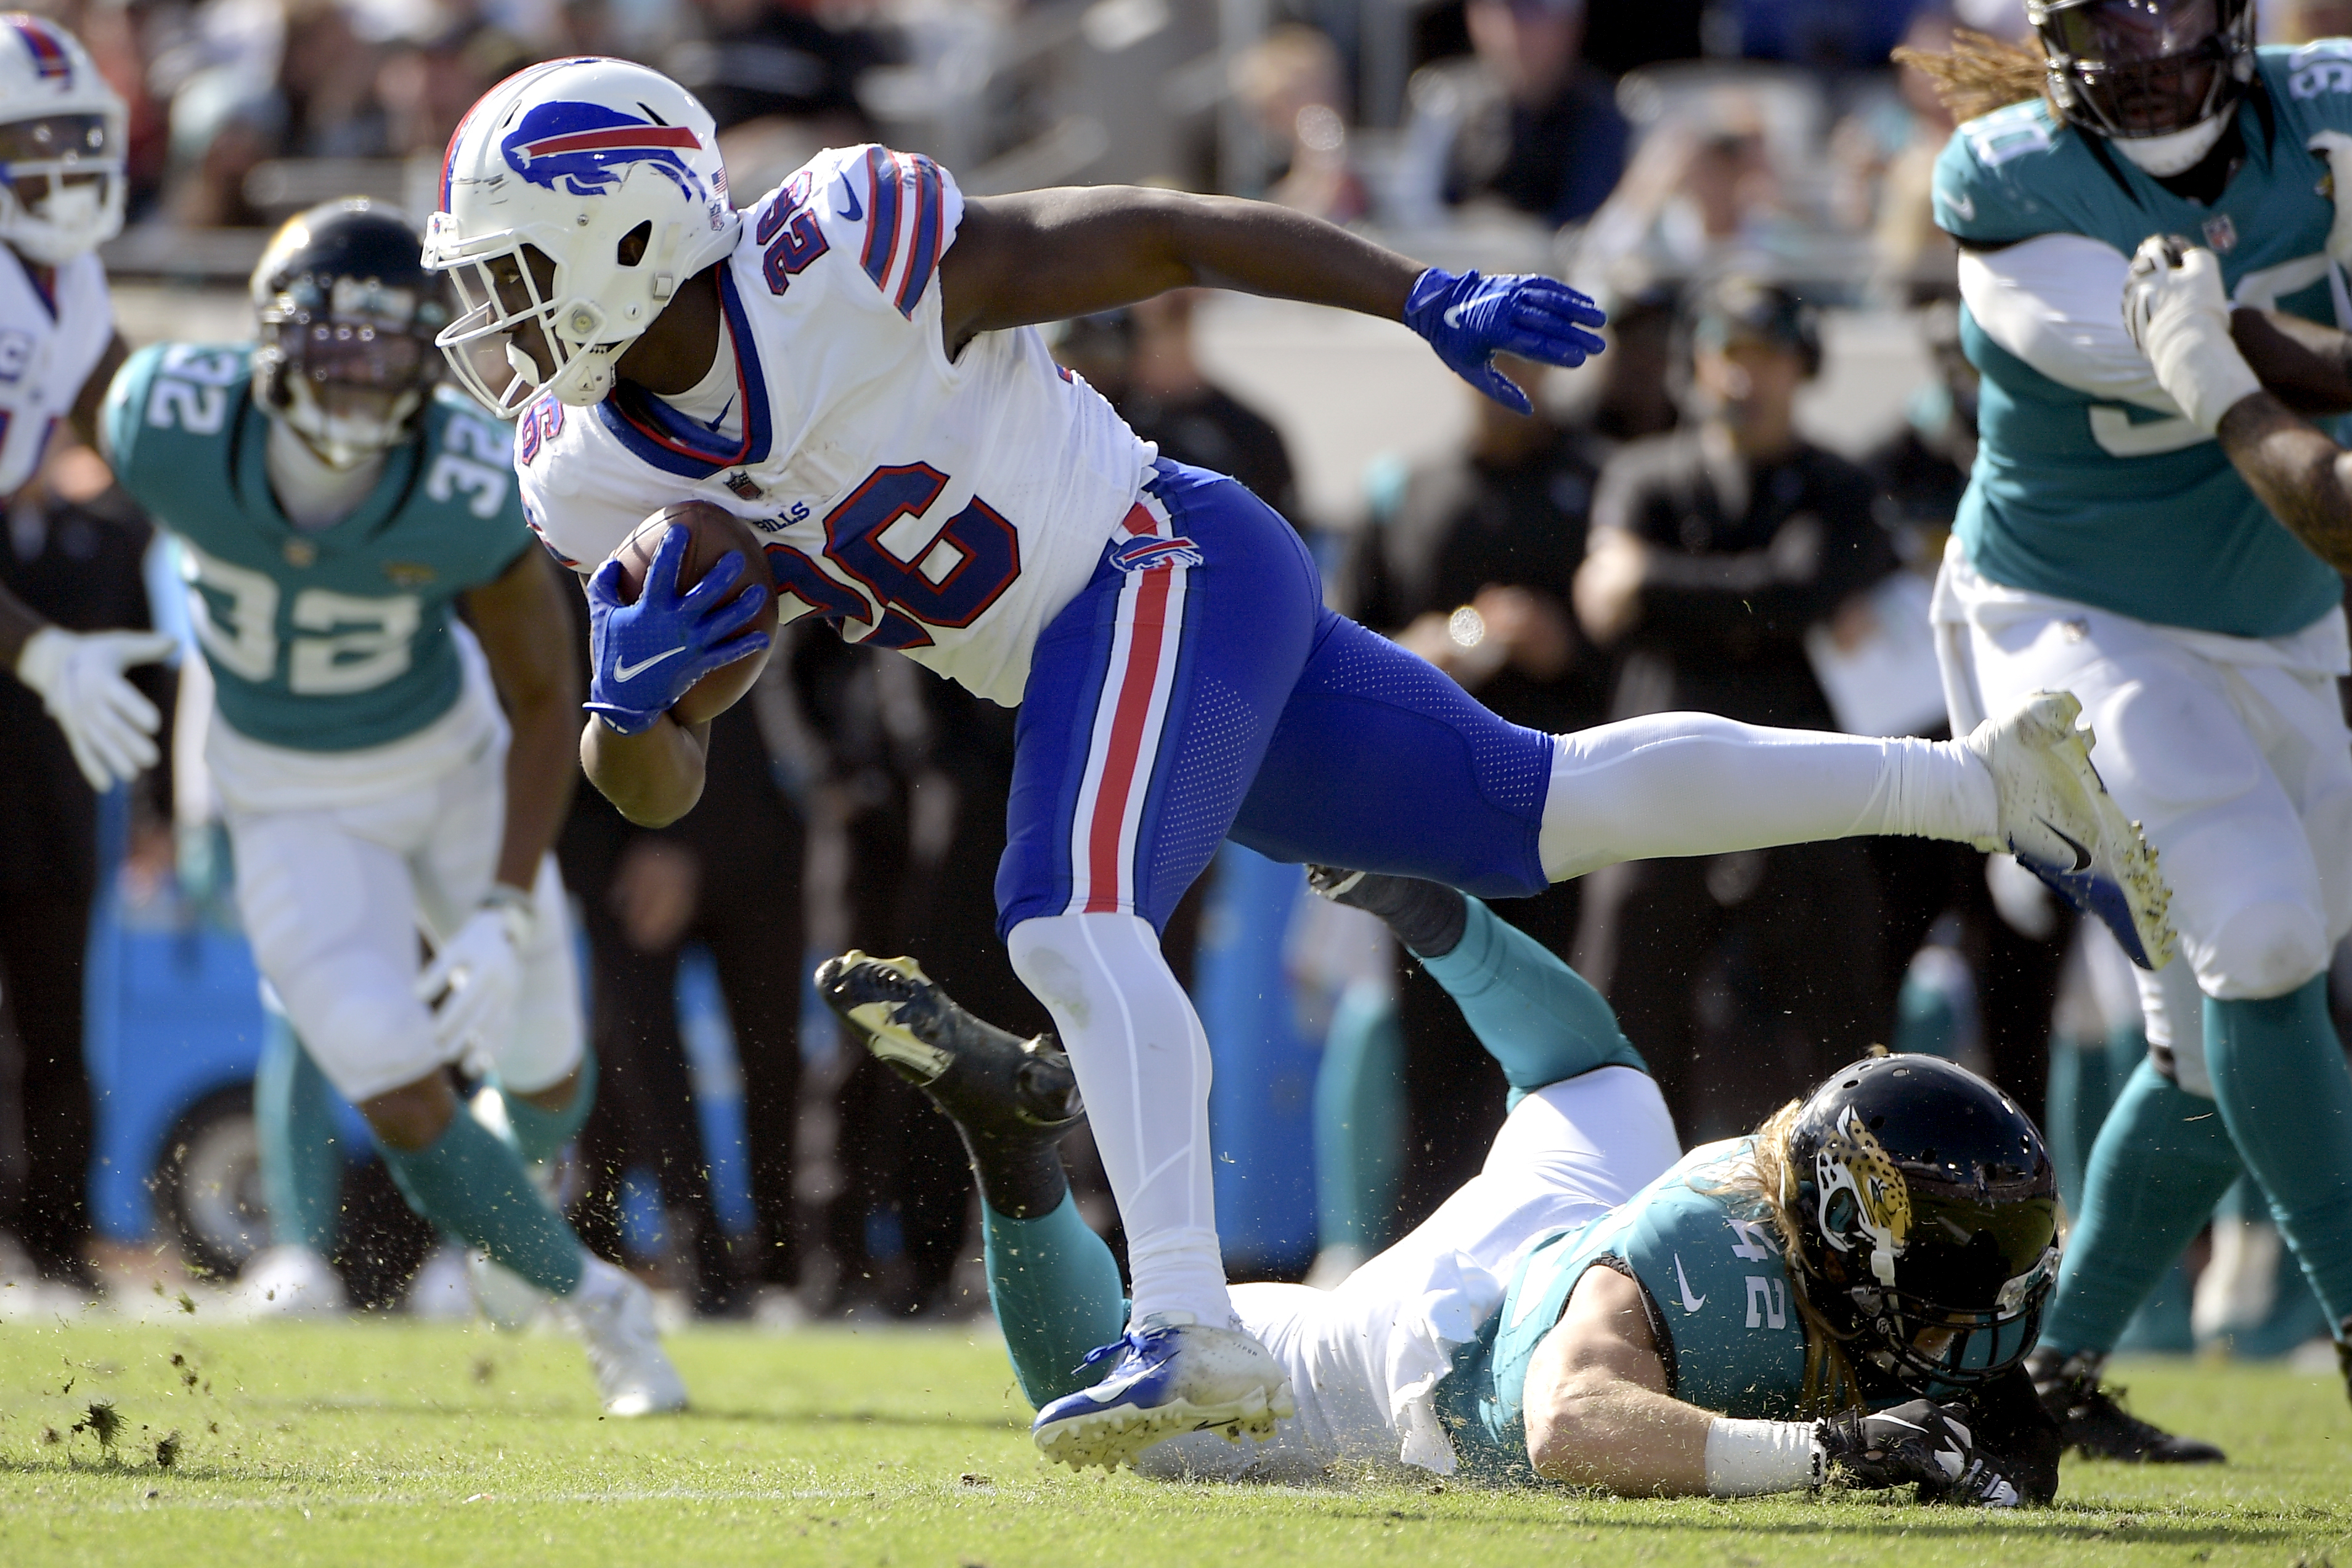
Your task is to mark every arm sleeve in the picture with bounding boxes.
[1417,895,1647,1100]
[1957,234,2183,414]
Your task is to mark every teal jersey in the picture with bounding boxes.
[1434,1139,1809,1482]
[104,343,532,752]
[1932,44,2352,638]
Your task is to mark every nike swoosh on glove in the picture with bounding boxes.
[1818,1399,2022,1508]
[1402,267,1608,415]
[2122,235,2261,434]
[415,899,532,1070]
[12,625,177,790]
[584,522,771,736]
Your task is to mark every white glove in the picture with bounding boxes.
[2310,131,2352,262]
[415,892,534,1068]
[2123,236,2262,434]
[13,626,177,790]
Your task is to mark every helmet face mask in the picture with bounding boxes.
[0,20,126,267]
[2030,0,2256,151]
[425,57,740,414]
[1783,1055,2059,1391]
[251,200,449,469]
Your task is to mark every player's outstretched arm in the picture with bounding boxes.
[464,546,582,890]
[1524,1262,1712,1494]
[583,714,712,827]
[940,189,1604,413]
[1526,1265,2024,1503]
[2125,238,2352,571]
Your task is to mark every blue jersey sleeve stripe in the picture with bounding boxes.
[895,156,945,318]
[860,145,903,293]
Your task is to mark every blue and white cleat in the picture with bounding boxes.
[1963,689,2176,970]
[1032,1310,1296,1471]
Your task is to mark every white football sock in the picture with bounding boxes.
[1007,911,1233,1326]
[1539,713,1997,882]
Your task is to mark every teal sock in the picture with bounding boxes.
[2045,1026,2138,1214]
[503,1046,597,1167]
[1313,980,1405,1255]
[254,1012,341,1256]
[2206,980,2352,1325]
[2041,1058,2242,1355]
[983,1194,1128,1408]
[1420,896,1646,1107]
[378,1110,586,1296]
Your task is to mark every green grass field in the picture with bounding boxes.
[1,1314,2346,1567]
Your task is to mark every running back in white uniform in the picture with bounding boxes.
[0,245,107,495]
[519,145,1153,707]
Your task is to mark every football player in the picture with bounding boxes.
[0,14,171,790]
[817,872,2061,1500]
[427,57,2169,1469]
[100,200,682,1415]
[1917,2,2352,1452]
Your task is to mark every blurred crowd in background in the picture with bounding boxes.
[5,0,2352,1361]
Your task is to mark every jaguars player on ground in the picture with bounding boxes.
[100,200,682,1415]
[0,14,173,790]
[816,869,2060,1497]
[1918,3,2352,1456]
[428,55,2169,1470]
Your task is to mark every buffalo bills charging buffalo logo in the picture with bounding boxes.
[500,102,706,200]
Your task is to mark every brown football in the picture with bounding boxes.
[608,500,778,726]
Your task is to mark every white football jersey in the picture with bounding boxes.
[519,144,1154,707]
[0,245,110,496]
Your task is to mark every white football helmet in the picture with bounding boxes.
[424,57,739,415]
[0,14,125,266]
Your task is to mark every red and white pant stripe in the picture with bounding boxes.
[1064,494,1190,916]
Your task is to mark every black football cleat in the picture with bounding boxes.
[2029,1351,2225,1464]
[816,951,1084,1142]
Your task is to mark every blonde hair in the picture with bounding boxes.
[1703,1100,1868,1415]
[1892,29,2055,124]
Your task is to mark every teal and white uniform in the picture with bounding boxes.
[102,343,583,1103]
[1436,1140,1811,1483]
[1928,43,2352,1067]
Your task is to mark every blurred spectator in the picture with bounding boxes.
[1731,0,1933,70]
[1056,291,1298,523]
[1570,277,1896,1138]
[279,0,389,157]
[1569,92,1799,290]
[376,22,534,163]
[1337,351,1613,1229]
[669,0,884,136]
[1831,9,1962,301]
[1404,0,1629,229]
[1234,23,1366,224]
[0,444,168,1290]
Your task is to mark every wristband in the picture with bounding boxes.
[1703,1417,1825,1497]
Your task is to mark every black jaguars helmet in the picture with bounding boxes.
[1783,1054,2058,1391]
[251,198,450,469]
[2030,0,2256,150]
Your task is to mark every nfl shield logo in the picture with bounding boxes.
[2202,213,2238,254]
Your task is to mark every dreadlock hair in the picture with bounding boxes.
[1699,1099,1867,1416]
[1893,28,2054,124]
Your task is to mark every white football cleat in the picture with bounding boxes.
[563,1257,688,1416]
[1031,1311,1295,1471]
[1962,690,2176,970]
[466,1249,551,1331]
[238,1245,346,1318]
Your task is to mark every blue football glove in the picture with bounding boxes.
[583,524,771,737]
[1403,267,1608,415]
